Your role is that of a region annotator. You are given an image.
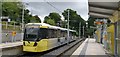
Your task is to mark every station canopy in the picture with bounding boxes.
[88,0,119,20]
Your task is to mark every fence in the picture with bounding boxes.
[2,22,22,32]
[2,21,23,43]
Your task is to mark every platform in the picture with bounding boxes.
[0,41,23,49]
[72,38,107,56]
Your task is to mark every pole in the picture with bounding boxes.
[6,22,8,29]
[114,22,118,57]
[0,1,2,43]
[14,22,15,29]
[79,22,81,38]
[22,2,24,32]
[83,26,84,38]
[0,1,2,56]
[21,2,25,41]
[67,10,69,45]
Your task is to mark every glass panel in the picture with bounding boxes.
[39,28,48,39]
[117,21,120,56]
[24,27,49,41]
[24,28,39,41]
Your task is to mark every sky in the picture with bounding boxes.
[23,0,89,22]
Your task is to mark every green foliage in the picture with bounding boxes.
[86,17,96,36]
[46,19,55,25]
[2,2,22,21]
[49,12,61,23]
[44,12,61,26]
[2,2,41,25]
[87,17,95,27]
[44,16,55,25]
[44,16,50,23]
[28,15,41,23]
[62,9,86,36]
[9,21,15,25]
[62,9,86,27]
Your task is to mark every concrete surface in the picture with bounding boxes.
[72,38,106,56]
[0,41,23,56]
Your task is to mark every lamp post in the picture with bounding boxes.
[21,2,29,32]
[0,2,2,56]
[79,22,81,38]
[83,26,84,38]
[86,22,88,38]
[22,2,25,33]
[0,1,2,44]
[67,10,70,45]
[21,2,29,41]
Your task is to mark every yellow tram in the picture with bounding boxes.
[23,23,76,52]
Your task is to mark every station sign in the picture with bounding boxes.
[95,21,104,25]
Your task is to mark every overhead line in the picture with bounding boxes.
[44,0,62,13]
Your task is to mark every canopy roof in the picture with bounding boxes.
[88,0,119,19]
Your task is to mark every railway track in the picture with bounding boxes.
[58,39,84,57]
[18,38,85,57]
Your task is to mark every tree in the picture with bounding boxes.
[44,12,61,26]
[48,12,61,23]
[34,15,41,23]
[44,16,50,23]
[87,17,96,27]
[62,9,86,36]
[46,19,55,25]
[44,16,55,25]
[2,2,41,24]
[86,17,96,36]
[2,2,22,21]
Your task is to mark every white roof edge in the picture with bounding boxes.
[26,23,76,32]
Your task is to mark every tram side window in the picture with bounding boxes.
[48,29,52,38]
[60,31,63,37]
[51,29,55,38]
[47,29,57,38]
[69,32,72,38]
[63,31,66,37]
[61,30,65,38]
[61,31,65,37]
[65,31,67,38]
[57,30,61,38]
[39,28,48,39]
[53,29,57,38]
[63,31,65,37]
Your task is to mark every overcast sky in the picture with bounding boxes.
[23,0,89,22]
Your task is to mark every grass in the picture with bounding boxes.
[2,21,6,24]
[3,25,20,30]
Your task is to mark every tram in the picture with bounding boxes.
[23,23,76,52]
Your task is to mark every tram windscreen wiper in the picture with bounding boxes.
[26,28,39,35]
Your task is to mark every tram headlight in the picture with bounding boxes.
[33,42,38,46]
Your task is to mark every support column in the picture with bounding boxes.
[114,22,118,57]
[0,1,2,57]
[117,2,120,56]
[67,10,70,45]
[79,22,81,38]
